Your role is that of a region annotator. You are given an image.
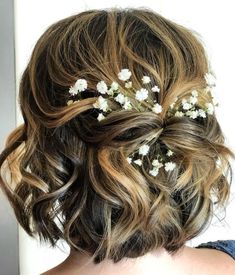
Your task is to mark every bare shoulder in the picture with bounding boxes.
[186,247,235,275]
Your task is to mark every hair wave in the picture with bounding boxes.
[0,8,234,264]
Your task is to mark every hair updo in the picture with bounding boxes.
[0,8,234,264]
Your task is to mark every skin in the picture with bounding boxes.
[41,245,235,275]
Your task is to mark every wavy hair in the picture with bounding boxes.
[0,8,234,264]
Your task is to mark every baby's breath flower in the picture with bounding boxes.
[198,109,206,118]
[151,85,160,93]
[166,150,174,157]
[152,103,162,114]
[175,111,184,117]
[97,113,106,121]
[93,95,109,112]
[114,93,125,104]
[97,81,108,94]
[189,96,198,105]
[164,161,176,172]
[149,167,159,177]
[68,86,78,96]
[142,76,151,84]
[186,110,199,119]
[107,89,114,96]
[74,79,88,92]
[205,102,214,114]
[122,97,132,110]
[118,69,132,81]
[125,81,132,88]
[111,81,119,91]
[182,101,192,110]
[135,88,148,101]
[67,99,74,105]
[191,90,198,97]
[139,144,150,156]
[133,159,142,166]
[152,159,163,168]
[126,157,132,164]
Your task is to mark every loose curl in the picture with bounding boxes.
[0,8,234,265]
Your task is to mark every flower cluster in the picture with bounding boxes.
[67,69,218,177]
[67,68,163,121]
[126,144,176,177]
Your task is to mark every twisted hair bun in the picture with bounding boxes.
[0,8,234,264]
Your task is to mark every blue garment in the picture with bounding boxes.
[195,240,235,260]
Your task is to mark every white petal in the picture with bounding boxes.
[118,69,132,81]
[149,168,159,176]
[151,85,160,93]
[164,162,176,172]
[74,79,88,92]
[133,159,142,166]
[125,81,132,88]
[111,81,119,90]
[135,88,148,101]
[139,144,150,156]
[152,103,162,114]
[175,111,184,117]
[97,81,108,94]
[126,157,132,163]
[142,76,151,84]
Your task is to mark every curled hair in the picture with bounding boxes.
[0,8,234,265]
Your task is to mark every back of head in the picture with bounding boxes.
[0,8,234,264]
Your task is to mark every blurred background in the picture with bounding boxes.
[1,0,235,274]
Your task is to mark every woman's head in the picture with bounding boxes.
[0,8,234,264]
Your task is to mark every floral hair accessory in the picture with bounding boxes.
[67,69,218,177]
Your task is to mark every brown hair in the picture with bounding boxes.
[0,8,234,265]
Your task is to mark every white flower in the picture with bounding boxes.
[152,103,162,114]
[205,73,216,87]
[151,85,160,93]
[198,109,206,118]
[97,81,108,94]
[118,69,132,81]
[139,144,150,156]
[126,157,132,163]
[125,81,132,88]
[164,161,176,172]
[68,86,78,96]
[74,79,88,92]
[135,88,148,101]
[186,110,199,119]
[152,159,163,168]
[142,76,151,84]
[149,167,159,177]
[114,93,125,104]
[111,81,119,91]
[191,90,198,97]
[189,96,198,105]
[97,113,106,121]
[107,89,114,96]
[122,97,132,110]
[67,99,74,105]
[166,150,174,157]
[182,101,192,110]
[93,96,109,112]
[133,159,142,166]
[205,102,214,114]
[175,111,184,117]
